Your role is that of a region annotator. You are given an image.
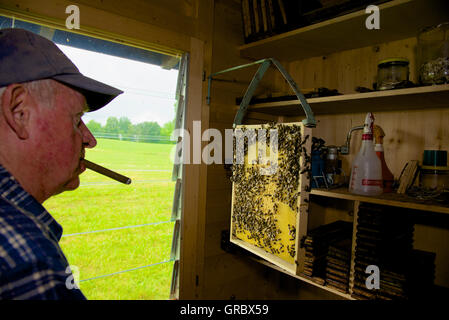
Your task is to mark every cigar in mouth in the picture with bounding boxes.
[83,159,132,185]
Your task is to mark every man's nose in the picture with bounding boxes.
[81,121,97,148]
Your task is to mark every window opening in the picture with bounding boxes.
[0,14,182,300]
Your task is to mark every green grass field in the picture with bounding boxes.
[44,138,176,300]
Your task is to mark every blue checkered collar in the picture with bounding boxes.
[0,164,63,241]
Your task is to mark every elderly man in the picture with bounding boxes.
[0,28,122,299]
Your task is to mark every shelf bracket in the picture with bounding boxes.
[207,58,316,128]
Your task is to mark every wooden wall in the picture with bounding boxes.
[204,3,449,297]
[202,0,347,300]
[0,0,205,53]
[202,0,280,300]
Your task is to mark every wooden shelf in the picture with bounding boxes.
[240,84,449,116]
[250,187,449,300]
[253,255,449,300]
[239,0,449,61]
[310,187,449,214]
[252,256,355,300]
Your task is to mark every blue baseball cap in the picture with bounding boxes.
[0,28,123,111]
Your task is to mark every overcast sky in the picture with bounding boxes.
[57,44,179,126]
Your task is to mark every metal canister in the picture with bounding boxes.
[376,58,410,90]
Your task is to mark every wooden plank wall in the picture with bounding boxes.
[202,0,346,300]
[205,7,449,295]
[279,37,449,177]
[202,0,281,299]
[202,2,448,298]
[0,0,198,53]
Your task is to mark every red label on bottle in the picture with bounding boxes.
[362,179,382,186]
[362,134,373,140]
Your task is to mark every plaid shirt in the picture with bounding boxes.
[0,164,86,299]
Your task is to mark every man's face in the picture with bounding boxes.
[31,82,96,199]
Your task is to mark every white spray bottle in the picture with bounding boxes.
[349,112,383,196]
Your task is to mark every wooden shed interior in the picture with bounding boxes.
[1,0,448,300]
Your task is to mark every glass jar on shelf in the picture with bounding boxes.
[376,58,410,90]
[417,22,449,85]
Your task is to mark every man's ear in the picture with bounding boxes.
[1,84,30,140]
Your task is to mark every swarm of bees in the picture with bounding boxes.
[231,123,311,260]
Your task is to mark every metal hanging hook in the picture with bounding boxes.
[206,58,316,128]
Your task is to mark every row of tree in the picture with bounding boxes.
[86,116,174,137]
